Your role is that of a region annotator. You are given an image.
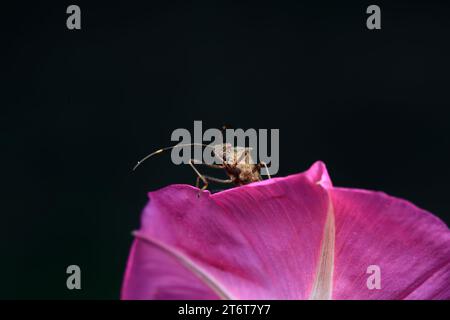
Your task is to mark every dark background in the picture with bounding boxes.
[1,1,449,299]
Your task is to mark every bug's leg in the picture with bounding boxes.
[258,161,272,179]
[195,165,226,187]
[195,174,232,194]
[201,175,234,193]
[201,175,233,184]
[189,159,209,193]
[203,163,224,169]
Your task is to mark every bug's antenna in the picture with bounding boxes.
[132,143,213,171]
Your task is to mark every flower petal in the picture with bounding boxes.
[121,238,221,299]
[122,162,332,299]
[122,161,450,300]
[331,188,450,299]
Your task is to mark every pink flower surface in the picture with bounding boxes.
[121,161,450,300]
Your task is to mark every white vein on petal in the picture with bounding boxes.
[133,231,234,300]
[309,192,335,300]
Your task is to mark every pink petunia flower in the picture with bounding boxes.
[121,161,450,300]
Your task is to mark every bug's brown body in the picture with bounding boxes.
[212,144,264,186]
[133,142,271,193]
[189,143,270,192]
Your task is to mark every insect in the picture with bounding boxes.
[133,143,271,193]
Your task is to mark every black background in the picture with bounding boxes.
[2,1,449,299]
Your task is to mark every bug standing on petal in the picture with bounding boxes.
[133,142,271,193]
[133,123,278,193]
